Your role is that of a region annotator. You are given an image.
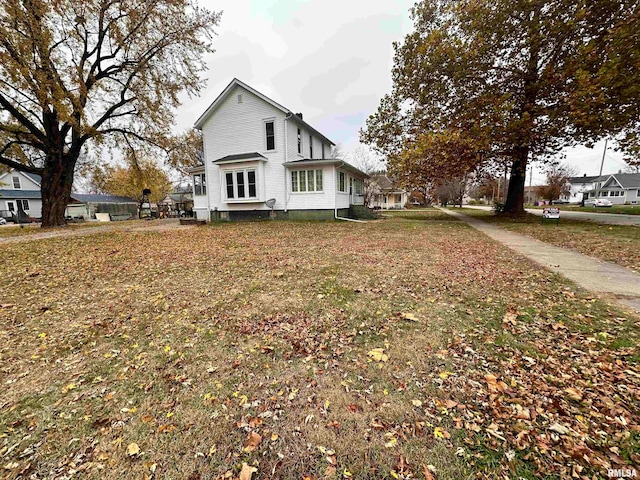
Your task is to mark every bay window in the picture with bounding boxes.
[225,169,257,200]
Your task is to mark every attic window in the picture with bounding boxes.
[238,94,243,104]
[12,176,20,189]
[297,128,302,154]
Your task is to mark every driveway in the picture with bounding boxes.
[465,205,640,226]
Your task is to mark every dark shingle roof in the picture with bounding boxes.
[213,152,267,163]
[612,173,640,188]
[568,175,599,184]
[70,194,137,203]
[0,189,41,199]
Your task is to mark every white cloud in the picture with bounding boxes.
[176,0,630,178]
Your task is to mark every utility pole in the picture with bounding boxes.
[503,164,508,201]
[596,138,607,199]
[529,165,533,205]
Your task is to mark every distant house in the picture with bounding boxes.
[524,185,544,205]
[368,174,408,210]
[192,78,368,221]
[584,173,640,205]
[0,169,42,220]
[565,175,600,203]
[159,184,194,216]
[1,168,138,221]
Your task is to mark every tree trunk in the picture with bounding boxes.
[502,148,528,214]
[40,153,77,228]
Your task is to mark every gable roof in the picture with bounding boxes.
[194,78,335,146]
[70,194,137,204]
[0,169,42,187]
[611,173,640,188]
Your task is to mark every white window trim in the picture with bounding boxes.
[17,199,30,211]
[193,173,206,196]
[290,169,324,194]
[223,168,259,202]
[12,176,21,189]
[337,171,347,193]
[297,128,303,157]
[6,201,15,212]
[309,135,313,158]
[263,118,277,153]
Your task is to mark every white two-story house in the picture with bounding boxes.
[190,78,368,221]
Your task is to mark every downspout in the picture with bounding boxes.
[283,113,292,213]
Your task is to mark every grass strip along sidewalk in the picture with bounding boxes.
[1,211,638,479]
[456,207,640,274]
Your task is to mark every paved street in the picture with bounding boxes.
[464,205,640,226]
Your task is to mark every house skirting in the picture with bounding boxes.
[210,208,350,222]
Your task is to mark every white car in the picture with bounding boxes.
[0,218,7,225]
[585,198,613,207]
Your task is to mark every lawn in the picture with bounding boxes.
[0,221,124,239]
[455,208,640,273]
[528,204,640,215]
[1,212,638,480]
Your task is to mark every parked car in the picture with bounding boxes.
[0,218,6,225]
[551,199,569,204]
[585,198,613,207]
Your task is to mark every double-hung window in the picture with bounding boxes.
[338,171,346,192]
[353,178,363,195]
[309,135,313,158]
[193,173,206,196]
[12,176,20,189]
[297,128,302,155]
[265,120,275,151]
[291,170,323,192]
[17,199,29,211]
[225,169,257,200]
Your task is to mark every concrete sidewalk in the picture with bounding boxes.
[439,208,640,312]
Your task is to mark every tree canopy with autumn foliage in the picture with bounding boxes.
[361,0,640,213]
[0,0,220,227]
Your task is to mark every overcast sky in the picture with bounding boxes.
[176,0,631,185]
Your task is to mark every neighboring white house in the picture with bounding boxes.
[0,169,43,220]
[191,78,368,221]
[368,174,408,210]
[564,174,599,203]
[584,173,640,205]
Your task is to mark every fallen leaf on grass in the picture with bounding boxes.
[564,387,583,402]
[549,423,569,435]
[127,443,140,457]
[367,348,388,362]
[243,432,262,452]
[239,463,257,480]
[401,312,419,322]
[422,464,436,480]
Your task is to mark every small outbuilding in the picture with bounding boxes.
[66,194,138,220]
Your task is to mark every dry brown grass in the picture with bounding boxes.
[0,212,637,479]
